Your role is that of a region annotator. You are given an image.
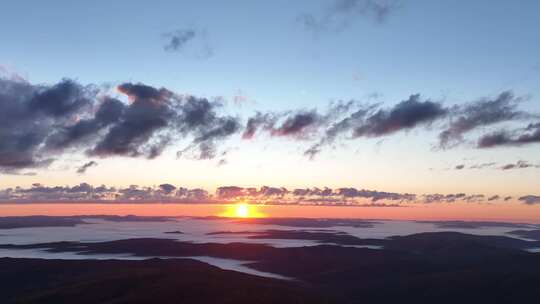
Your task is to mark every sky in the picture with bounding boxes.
[0,1,539,219]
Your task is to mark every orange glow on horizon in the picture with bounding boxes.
[0,202,540,223]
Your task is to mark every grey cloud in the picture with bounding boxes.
[477,122,540,148]
[159,183,176,194]
[176,96,241,159]
[352,94,448,138]
[304,103,378,159]
[270,110,323,138]
[439,91,530,149]
[244,101,354,143]
[423,193,466,204]
[488,195,500,201]
[500,160,539,170]
[46,97,126,151]
[76,161,98,174]
[304,95,446,159]
[518,195,540,205]
[298,0,398,33]
[242,112,275,139]
[463,194,485,203]
[89,83,176,158]
[163,28,214,59]
[0,77,95,170]
[0,77,241,172]
[455,164,465,170]
[82,83,239,160]
[469,162,497,169]
[164,29,196,52]
[216,186,245,199]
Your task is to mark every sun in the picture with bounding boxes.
[220,202,264,218]
[235,203,249,218]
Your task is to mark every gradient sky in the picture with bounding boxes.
[1,0,539,216]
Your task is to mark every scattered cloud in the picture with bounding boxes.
[163,29,197,52]
[469,162,497,169]
[477,122,540,148]
[76,161,98,174]
[519,195,540,205]
[163,28,214,59]
[439,91,530,149]
[351,94,448,138]
[488,195,500,201]
[305,95,447,158]
[500,160,539,170]
[298,0,399,33]
[243,100,355,142]
[1,74,539,171]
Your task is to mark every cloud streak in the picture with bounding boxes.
[76,161,98,174]
[477,122,540,148]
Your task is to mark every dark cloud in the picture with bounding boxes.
[158,184,176,195]
[45,97,125,151]
[455,164,465,170]
[270,110,323,138]
[89,83,176,158]
[423,193,466,204]
[477,122,540,148]
[439,91,529,148]
[302,95,446,159]
[335,187,416,202]
[244,101,354,143]
[0,77,241,172]
[163,29,196,52]
[76,161,98,174]
[0,77,94,170]
[298,0,398,33]
[83,83,240,160]
[242,112,275,139]
[500,160,539,170]
[304,103,377,159]
[216,186,245,199]
[176,96,241,159]
[352,94,448,138]
[487,195,500,201]
[463,194,485,203]
[469,162,497,169]
[518,195,540,205]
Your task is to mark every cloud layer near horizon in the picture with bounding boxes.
[0,183,537,206]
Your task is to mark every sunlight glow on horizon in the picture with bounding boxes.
[220,202,265,218]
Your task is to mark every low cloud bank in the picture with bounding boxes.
[0,183,535,206]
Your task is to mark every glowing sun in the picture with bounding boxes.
[220,202,264,218]
[235,203,249,217]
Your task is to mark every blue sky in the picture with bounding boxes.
[3,0,539,106]
[0,0,539,199]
